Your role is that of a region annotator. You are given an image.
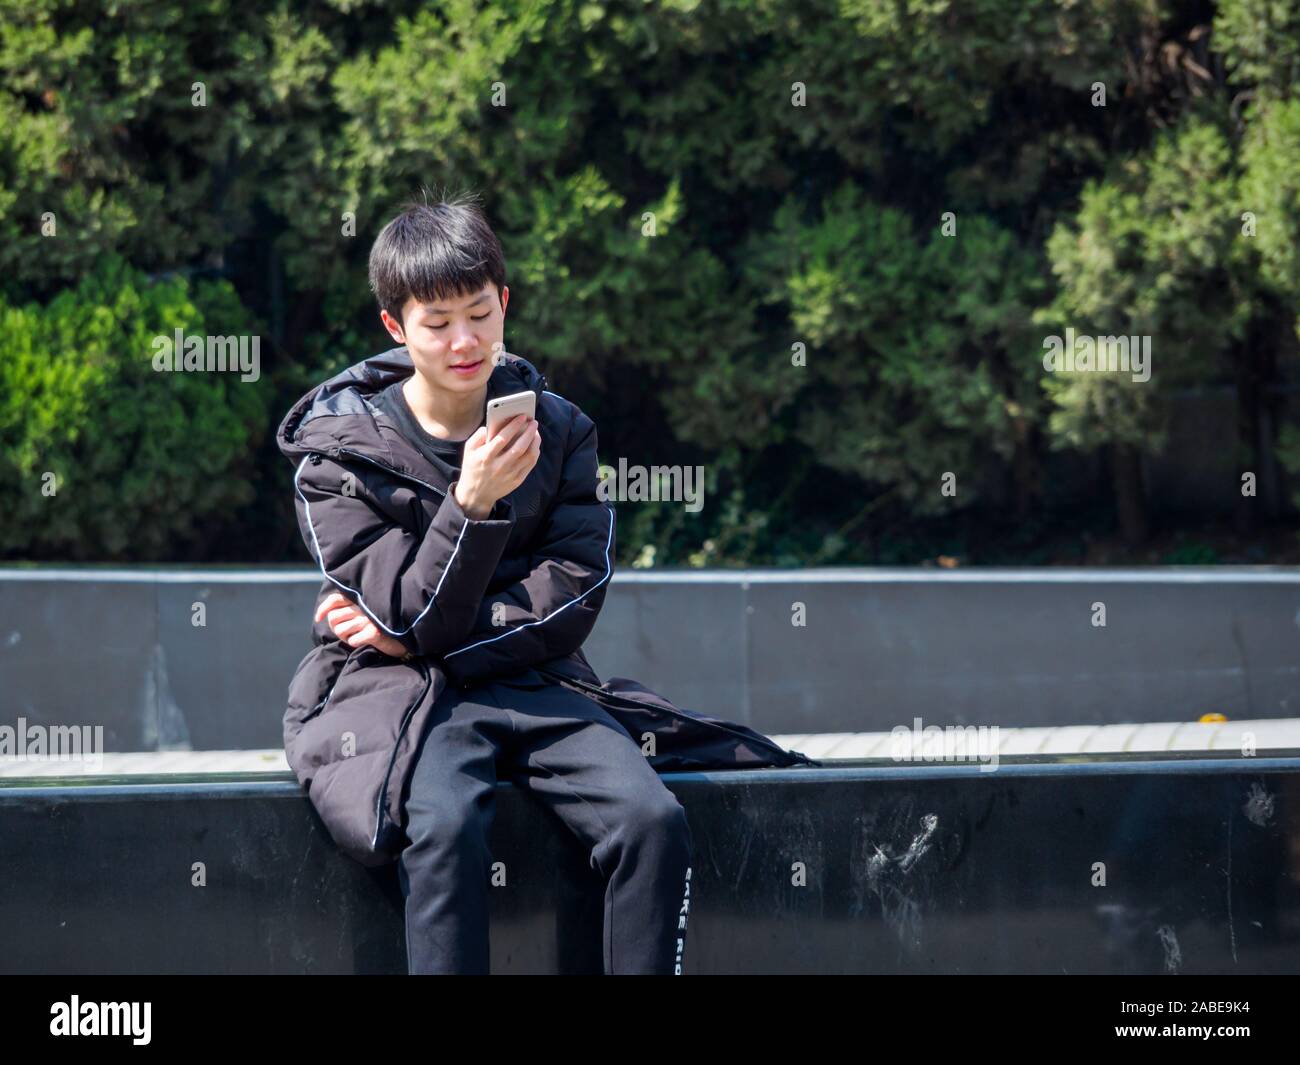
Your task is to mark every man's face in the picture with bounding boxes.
[380,281,509,392]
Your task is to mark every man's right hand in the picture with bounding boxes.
[454,413,541,519]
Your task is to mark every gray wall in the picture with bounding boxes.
[1,566,1298,749]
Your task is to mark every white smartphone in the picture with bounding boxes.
[485,389,537,437]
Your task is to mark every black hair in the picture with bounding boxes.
[367,188,506,328]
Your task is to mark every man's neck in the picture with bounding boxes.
[402,372,486,440]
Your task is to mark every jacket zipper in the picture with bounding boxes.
[372,657,432,850]
[534,666,816,767]
[317,446,467,852]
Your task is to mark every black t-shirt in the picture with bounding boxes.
[371,379,483,481]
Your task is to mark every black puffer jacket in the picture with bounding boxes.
[277,346,818,867]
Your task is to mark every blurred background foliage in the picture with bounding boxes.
[1,0,1298,565]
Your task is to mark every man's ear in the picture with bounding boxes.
[499,285,509,315]
[379,308,406,344]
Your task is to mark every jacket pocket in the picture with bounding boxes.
[298,644,364,725]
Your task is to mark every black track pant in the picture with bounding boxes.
[396,667,693,975]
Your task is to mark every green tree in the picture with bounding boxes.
[0,254,270,559]
[1039,113,1267,542]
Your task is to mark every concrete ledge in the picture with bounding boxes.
[3,756,1299,974]
[4,718,1300,778]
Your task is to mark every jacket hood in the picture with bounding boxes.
[277,345,548,477]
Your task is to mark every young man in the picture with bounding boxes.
[276,194,817,975]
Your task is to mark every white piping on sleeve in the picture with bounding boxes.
[443,502,615,660]
[293,455,471,638]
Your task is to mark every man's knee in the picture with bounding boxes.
[403,787,493,856]
[619,785,690,847]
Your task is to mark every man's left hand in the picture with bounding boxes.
[314,592,409,658]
